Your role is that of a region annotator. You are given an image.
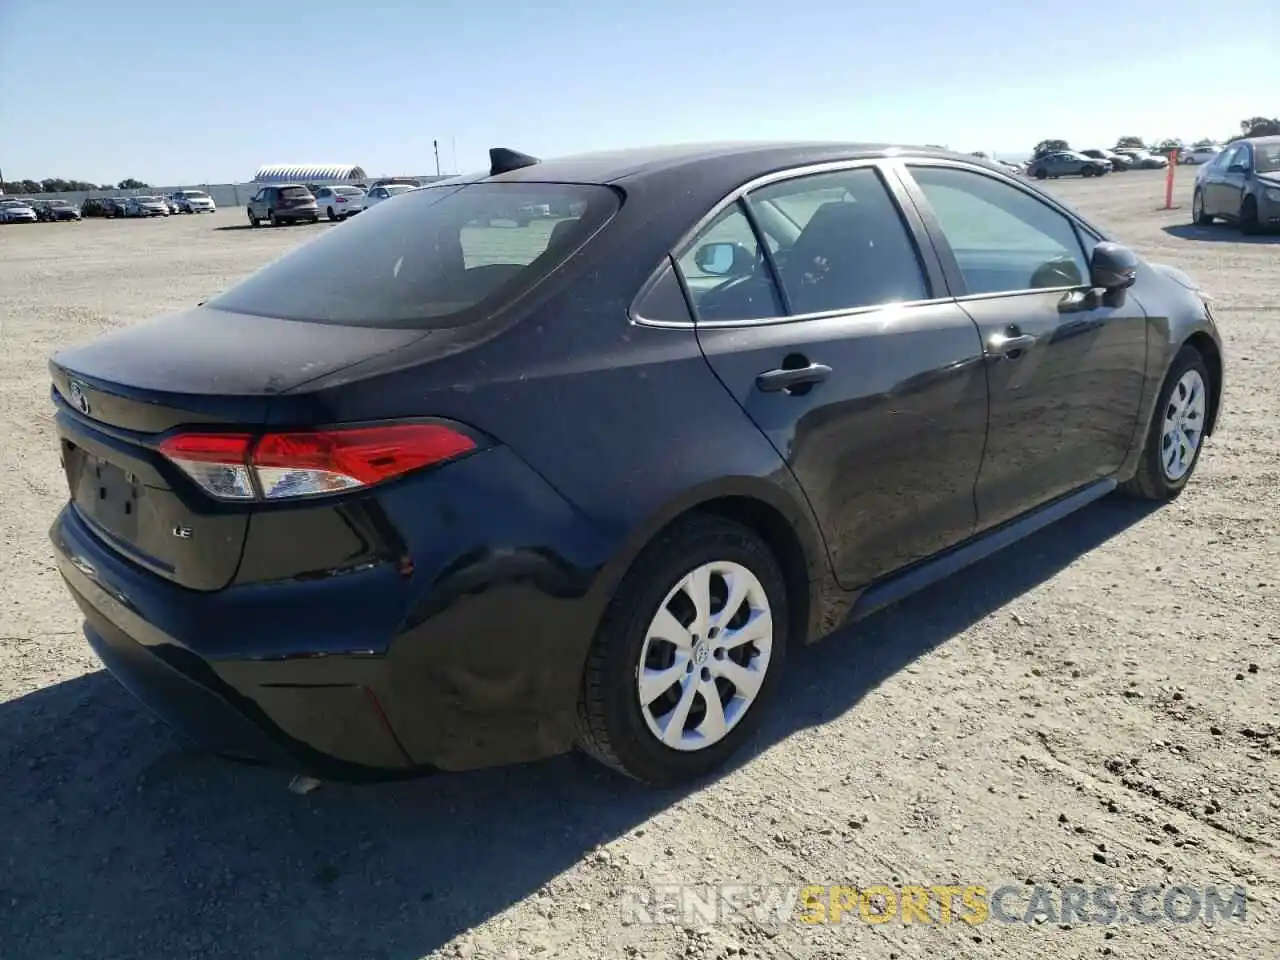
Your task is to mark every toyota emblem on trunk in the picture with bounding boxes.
[68,380,90,415]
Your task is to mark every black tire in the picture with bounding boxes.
[269,211,280,227]
[248,211,259,227]
[575,515,789,786]
[327,206,337,221]
[1119,345,1212,501]
[309,216,319,224]
[1034,169,1048,180]
[1239,196,1261,235]
[1080,167,1093,178]
[1192,189,1213,225]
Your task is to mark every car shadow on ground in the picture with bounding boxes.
[1162,224,1280,244]
[0,496,1155,958]
[213,222,330,232]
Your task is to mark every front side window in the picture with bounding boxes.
[747,167,929,315]
[1256,143,1280,174]
[908,165,1089,295]
[207,183,620,328]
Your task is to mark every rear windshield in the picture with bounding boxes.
[280,186,312,198]
[207,183,619,328]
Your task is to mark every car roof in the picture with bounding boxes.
[1242,135,1280,146]
[443,141,1004,190]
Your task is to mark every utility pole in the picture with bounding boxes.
[433,140,440,177]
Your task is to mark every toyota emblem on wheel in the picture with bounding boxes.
[68,380,90,415]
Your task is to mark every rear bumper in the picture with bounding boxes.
[49,444,618,779]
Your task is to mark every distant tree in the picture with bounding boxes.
[117,178,149,190]
[1236,116,1280,139]
[1191,138,1219,148]
[1154,138,1183,153]
[1033,139,1070,158]
[1114,135,1146,151]
[3,177,103,195]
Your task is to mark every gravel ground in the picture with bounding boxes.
[1,172,1277,960]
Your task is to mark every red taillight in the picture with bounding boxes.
[158,423,479,501]
[335,196,347,203]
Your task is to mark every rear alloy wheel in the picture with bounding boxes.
[1192,189,1213,225]
[1239,196,1261,235]
[576,516,788,785]
[1081,167,1093,178]
[1120,346,1211,501]
[1035,169,1048,180]
[248,211,259,227]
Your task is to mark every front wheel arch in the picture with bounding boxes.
[1183,331,1223,436]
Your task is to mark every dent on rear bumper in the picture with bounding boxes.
[49,445,619,778]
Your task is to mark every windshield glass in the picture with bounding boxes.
[1255,144,1280,173]
[50,200,70,207]
[385,184,413,195]
[182,190,209,198]
[207,183,619,329]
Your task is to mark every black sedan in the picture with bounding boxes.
[48,142,1224,786]
[34,199,83,221]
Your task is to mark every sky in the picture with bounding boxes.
[1,0,1275,185]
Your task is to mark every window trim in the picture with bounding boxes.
[895,158,1103,303]
[630,157,952,330]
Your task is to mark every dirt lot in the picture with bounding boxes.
[1,171,1276,959]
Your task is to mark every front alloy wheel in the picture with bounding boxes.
[577,515,788,785]
[1120,345,1212,501]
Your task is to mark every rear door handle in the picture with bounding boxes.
[756,362,832,392]
[988,332,1037,357]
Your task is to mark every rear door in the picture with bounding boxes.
[684,162,990,590]
[897,161,1148,532]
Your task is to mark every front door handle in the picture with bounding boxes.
[756,362,832,392]
[988,332,1037,358]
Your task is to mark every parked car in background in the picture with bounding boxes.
[126,196,171,217]
[164,196,181,214]
[246,184,320,226]
[45,142,1224,787]
[102,198,130,218]
[34,199,83,221]
[1114,149,1169,170]
[357,182,415,213]
[0,199,38,223]
[172,189,216,213]
[1180,144,1223,165]
[1193,135,1280,234]
[1027,151,1110,179]
[1082,148,1134,171]
[314,185,366,221]
[368,177,421,189]
[80,198,109,217]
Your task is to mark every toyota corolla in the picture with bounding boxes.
[48,143,1224,786]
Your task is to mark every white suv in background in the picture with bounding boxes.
[173,189,217,213]
[1180,144,1223,165]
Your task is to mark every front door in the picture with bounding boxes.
[679,164,990,590]
[1202,144,1242,217]
[900,162,1149,532]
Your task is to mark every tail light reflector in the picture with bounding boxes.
[158,423,479,501]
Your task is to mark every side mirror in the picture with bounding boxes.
[1227,162,1248,174]
[694,242,754,277]
[1090,242,1138,291]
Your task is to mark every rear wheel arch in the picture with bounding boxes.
[587,483,826,655]
[1182,331,1223,435]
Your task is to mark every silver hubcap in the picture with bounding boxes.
[636,561,773,752]
[1161,369,1206,480]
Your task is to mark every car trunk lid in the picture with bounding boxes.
[50,306,424,590]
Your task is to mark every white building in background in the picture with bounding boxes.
[252,163,369,185]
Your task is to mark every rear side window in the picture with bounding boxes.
[747,167,929,315]
[207,183,620,328]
